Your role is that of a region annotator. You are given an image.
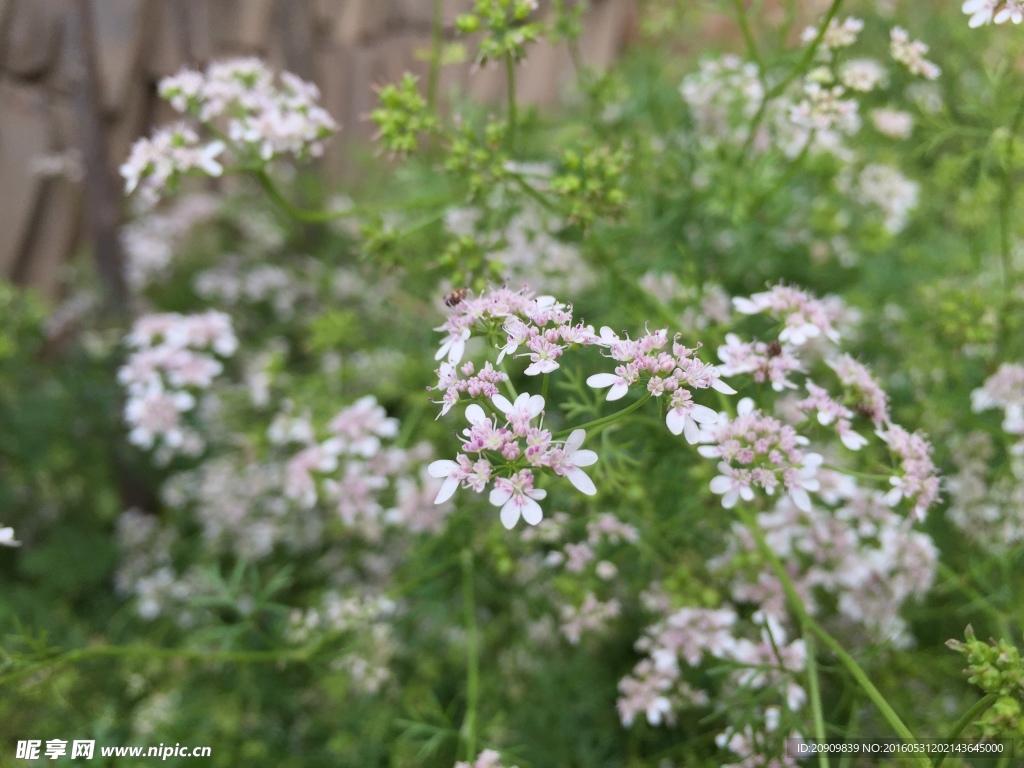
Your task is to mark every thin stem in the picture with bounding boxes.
[427,0,444,111]
[739,0,843,160]
[736,507,928,768]
[254,169,353,223]
[554,392,652,439]
[804,630,831,768]
[508,173,561,215]
[932,693,999,768]
[751,130,815,209]
[497,359,519,400]
[505,51,518,153]
[731,0,763,71]
[935,562,1011,637]
[460,548,481,760]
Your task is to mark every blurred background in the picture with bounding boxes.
[0,0,641,302]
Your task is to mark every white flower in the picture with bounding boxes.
[435,327,470,365]
[428,458,465,504]
[709,462,755,508]
[492,392,545,427]
[665,389,719,443]
[963,0,998,26]
[0,526,21,547]
[551,429,599,495]
[787,453,823,512]
[489,470,547,529]
[587,369,634,401]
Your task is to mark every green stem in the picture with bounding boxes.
[932,693,999,768]
[0,639,323,689]
[427,0,444,111]
[935,562,1011,637]
[505,51,518,153]
[460,548,480,760]
[739,0,844,160]
[731,0,763,71]
[497,359,519,400]
[553,392,652,439]
[751,130,815,209]
[736,507,928,768]
[254,169,352,223]
[804,630,831,768]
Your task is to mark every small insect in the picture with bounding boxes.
[766,340,783,358]
[444,287,469,307]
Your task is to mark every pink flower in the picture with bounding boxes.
[548,429,599,495]
[665,389,719,444]
[489,470,547,529]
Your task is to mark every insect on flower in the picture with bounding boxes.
[444,287,469,308]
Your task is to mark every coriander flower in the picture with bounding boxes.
[0,526,20,547]
[548,429,599,495]
[489,469,548,529]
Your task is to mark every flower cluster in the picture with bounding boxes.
[972,363,1024,449]
[279,397,447,536]
[876,424,941,520]
[559,593,622,645]
[118,312,237,459]
[429,394,597,529]
[698,398,823,511]
[121,193,220,289]
[433,286,580,371]
[871,108,914,139]
[718,333,803,392]
[122,58,337,206]
[963,0,1024,27]
[287,592,397,694]
[889,27,941,80]
[588,326,735,439]
[680,56,767,149]
[618,603,807,733]
[946,432,1024,553]
[802,16,864,48]
[828,354,890,425]
[840,58,888,92]
[853,163,919,233]
[796,381,869,450]
[0,525,20,547]
[733,284,843,346]
[789,83,861,135]
[722,487,937,645]
[120,124,226,207]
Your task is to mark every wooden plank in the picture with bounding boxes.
[316,44,355,178]
[275,0,315,79]
[0,80,50,279]
[236,0,277,51]
[17,98,82,299]
[90,0,147,114]
[145,0,189,78]
[184,0,216,63]
[333,0,393,46]
[1,0,60,78]
[579,0,634,71]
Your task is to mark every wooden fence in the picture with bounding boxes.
[0,0,636,299]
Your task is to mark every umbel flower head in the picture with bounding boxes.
[122,58,337,206]
[427,395,598,530]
